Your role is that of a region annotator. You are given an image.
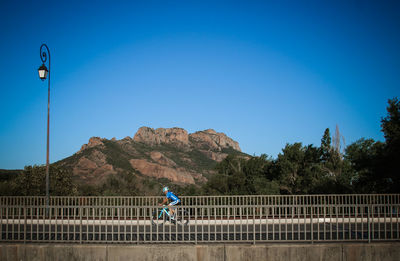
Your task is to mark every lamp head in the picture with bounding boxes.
[38,64,48,81]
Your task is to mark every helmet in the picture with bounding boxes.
[162,186,169,193]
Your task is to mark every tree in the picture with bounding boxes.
[10,165,77,196]
[380,97,400,192]
[242,154,278,194]
[274,143,306,194]
[332,125,345,155]
[100,171,139,196]
[381,97,400,145]
[342,98,400,193]
[344,138,384,193]
[320,128,331,162]
[319,128,345,178]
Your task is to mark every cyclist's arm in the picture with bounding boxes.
[159,197,168,206]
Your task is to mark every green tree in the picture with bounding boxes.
[380,97,400,192]
[381,97,400,145]
[345,138,385,193]
[321,128,331,162]
[319,128,346,179]
[100,172,139,196]
[10,165,77,196]
[273,143,306,194]
[202,172,229,195]
[242,154,278,194]
[343,98,400,193]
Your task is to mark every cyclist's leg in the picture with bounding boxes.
[168,201,180,217]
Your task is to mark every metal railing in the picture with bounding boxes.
[1,194,399,244]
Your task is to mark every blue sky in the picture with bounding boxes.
[0,0,399,169]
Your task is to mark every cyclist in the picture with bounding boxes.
[159,186,180,218]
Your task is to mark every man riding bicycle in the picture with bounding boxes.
[159,186,180,218]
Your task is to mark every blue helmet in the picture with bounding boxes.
[162,186,169,193]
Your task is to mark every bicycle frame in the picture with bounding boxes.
[158,206,175,220]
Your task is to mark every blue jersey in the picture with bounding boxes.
[166,191,180,202]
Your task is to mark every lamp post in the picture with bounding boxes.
[38,44,50,215]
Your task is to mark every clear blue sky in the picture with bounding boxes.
[0,0,399,169]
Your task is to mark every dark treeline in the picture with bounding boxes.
[184,97,400,195]
[1,98,399,196]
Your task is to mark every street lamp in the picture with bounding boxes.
[38,44,51,215]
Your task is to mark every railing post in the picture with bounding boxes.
[368,204,371,243]
[0,204,2,241]
[195,206,198,244]
[253,206,256,245]
[311,205,313,244]
[79,205,82,244]
[24,205,27,243]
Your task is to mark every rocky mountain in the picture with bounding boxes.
[56,127,245,190]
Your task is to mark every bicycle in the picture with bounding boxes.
[151,205,190,226]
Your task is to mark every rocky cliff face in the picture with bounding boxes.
[190,129,241,151]
[133,127,241,152]
[58,127,244,187]
[133,127,189,147]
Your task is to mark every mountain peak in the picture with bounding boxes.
[133,126,241,152]
[79,137,105,152]
[133,127,189,146]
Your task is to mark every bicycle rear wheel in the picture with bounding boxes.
[177,208,190,225]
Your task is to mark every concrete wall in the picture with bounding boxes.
[1,243,399,261]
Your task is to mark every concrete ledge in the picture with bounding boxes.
[343,243,400,261]
[224,244,343,261]
[107,245,196,261]
[0,243,399,261]
[0,244,107,261]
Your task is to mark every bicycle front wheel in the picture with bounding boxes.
[151,210,166,226]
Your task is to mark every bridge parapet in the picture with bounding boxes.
[1,243,400,261]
